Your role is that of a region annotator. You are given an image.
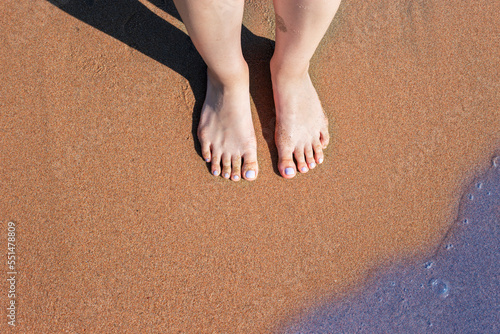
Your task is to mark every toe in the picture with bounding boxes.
[304,145,316,169]
[313,140,324,164]
[294,147,309,173]
[211,151,221,176]
[201,142,211,162]
[221,153,231,179]
[278,149,296,179]
[320,128,330,149]
[242,152,258,181]
[231,155,242,181]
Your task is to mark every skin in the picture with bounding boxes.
[173,0,342,181]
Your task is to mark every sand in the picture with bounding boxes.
[282,158,500,332]
[0,0,499,332]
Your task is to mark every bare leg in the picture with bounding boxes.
[271,0,341,178]
[173,0,258,181]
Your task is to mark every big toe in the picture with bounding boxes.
[278,150,296,179]
[242,153,258,181]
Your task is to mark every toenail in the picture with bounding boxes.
[233,175,240,181]
[285,167,295,176]
[301,167,308,172]
[224,173,230,178]
[245,170,256,179]
[310,162,316,168]
[213,170,219,176]
[318,158,324,164]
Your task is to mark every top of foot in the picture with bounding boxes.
[198,66,259,182]
[271,65,329,179]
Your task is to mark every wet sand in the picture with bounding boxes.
[281,156,500,333]
[1,0,499,332]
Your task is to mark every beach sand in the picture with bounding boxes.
[0,0,498,332]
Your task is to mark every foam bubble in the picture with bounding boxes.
[493,156,500,168]
[429,278,450,298]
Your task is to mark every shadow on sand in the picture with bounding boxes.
[46,0,280,174]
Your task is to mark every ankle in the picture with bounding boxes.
[270,57,310,81]
[207,60,249,89]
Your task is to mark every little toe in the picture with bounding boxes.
[305,145,316,169]
[201,142,211,163]
[231,155,242,181]
[242,153,258,181]
[278,151,296,179]
[221,154,232,179]
[320,128,330,149]
[294,148,309,173]
[313,140,324,164]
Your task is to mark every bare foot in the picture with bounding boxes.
[271,61,330,179]
[198,64,258,181]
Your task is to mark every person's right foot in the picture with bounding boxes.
[198,63,258,181]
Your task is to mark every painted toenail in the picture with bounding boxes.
[301,167,308,172]
[245,170,256,179]
[310,162,316,168]
[318,158,324,164]
[224,173,230,178]
[205,158,210,162]
[233,175,240,181]
[213,170,219,176]
[285,167,295,175]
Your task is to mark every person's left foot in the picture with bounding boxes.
[271,61,330,179]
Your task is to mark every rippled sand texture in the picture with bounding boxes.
[0,0,499,333]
